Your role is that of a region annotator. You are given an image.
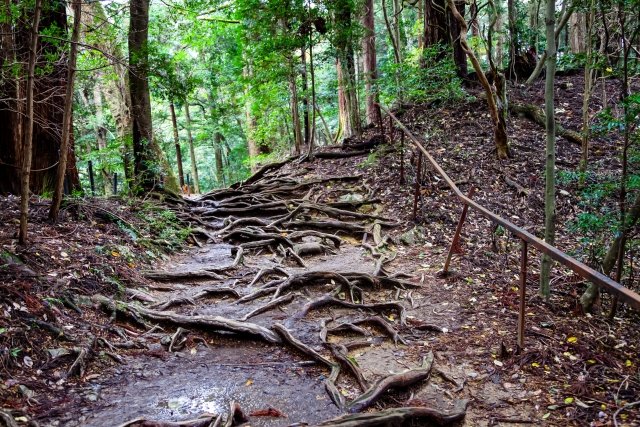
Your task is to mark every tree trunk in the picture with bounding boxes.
[19,0,42,243]
[507,0,519,75]
[0,0,80,196]
[50,0,82,221]
[301,49,310,146]
[449,0,468,78]
[334,0,361,140]
[539,0,557,298]
[289,61,303,155]
[214,132,225,187]
[569,13,586,53]
[447,0,510,159]
[361,0,381,126]
[129,0,168,192]
[184,103,200,193]
[423,0,448,47]
[169,102,185,188]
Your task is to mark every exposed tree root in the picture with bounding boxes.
[272,324,344,409]
[68,335,96,377]
[93,295,280,343]
[346,352,434,413]
[317,399,468,426]
[248,267,289,287]
[351,316,407,345]
[117,414,220,427]
[151,287,240,310]
[330,343,369,391]
[223,401,248,427]
[313,150,370,159]
[297,295,407,325]
[241,294,294,321]
[142,270,225,282]
[271,271,353,300]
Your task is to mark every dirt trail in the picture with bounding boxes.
[49,153,536,427]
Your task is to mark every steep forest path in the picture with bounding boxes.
[50,144,548,427]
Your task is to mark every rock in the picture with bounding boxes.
[400,226,425,246]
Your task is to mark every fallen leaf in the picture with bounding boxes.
[249,407,286,417]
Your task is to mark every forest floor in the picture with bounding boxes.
[1,74,639,427]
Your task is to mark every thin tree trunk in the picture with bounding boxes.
[525,2,574,84]
[92,85,112,195]
[289,60,303,155]
[507,0,518,76]
[184,103,200,193]
[447,0,510,159]
[169,101,185,188]
[579,2,595,177]
[361,0,381,125]
[539,0,557,298]
[214,132,224,187]
[50,0,82,221]
[301,49,310,146]
[19,0,42,243]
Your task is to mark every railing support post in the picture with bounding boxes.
[442,187,475,274]
[413,152,422,221]
[400,132,405,185]
[518,239,528,350]
[88,160,95,196]
[378,112,384,139]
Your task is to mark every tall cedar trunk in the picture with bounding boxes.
[81,1,133,183]
[169,102,185,188]
[392,0,403,61]
[449,0,468,78]
[423,0,448,47]
[129,0,164,191]
[539,0,557,298]
[184,103,200,193]
[50,0,82,221]
[214,132,225,187]
[361,0,381,125]
[568,13,586,53]
[289,61,303,155]
[19,0,42,243]
[301,50,310,146]
[470,1,479,37]
[507,0,518,74]
[0,0,80,196]
[579,2,595,176]
[335,0,361,139]
[447,0,510,159]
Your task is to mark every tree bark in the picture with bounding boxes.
[129,0,166,191]
[334,0,361,139]
[50,0,82,221]
[19,0,42,243]
[301,49,310,146]
[0,1,80,196]
[289,61,303,155]
[184,103,200,193]
[214,132,225,187]
[361,0,381,125]
[169,102,185,188]
[539,0,557,298]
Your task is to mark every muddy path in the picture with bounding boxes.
[47,153,537,427]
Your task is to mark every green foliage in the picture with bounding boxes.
[378,44,465,105]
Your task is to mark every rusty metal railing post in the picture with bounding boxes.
[442,187,475,274]
[413,152,422,221]
[518,239,528,350]
[400,132,405,185]
[388,115,393,140]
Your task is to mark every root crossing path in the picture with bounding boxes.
[66,156,477,426]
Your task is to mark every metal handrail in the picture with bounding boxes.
[379,104,640,312]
